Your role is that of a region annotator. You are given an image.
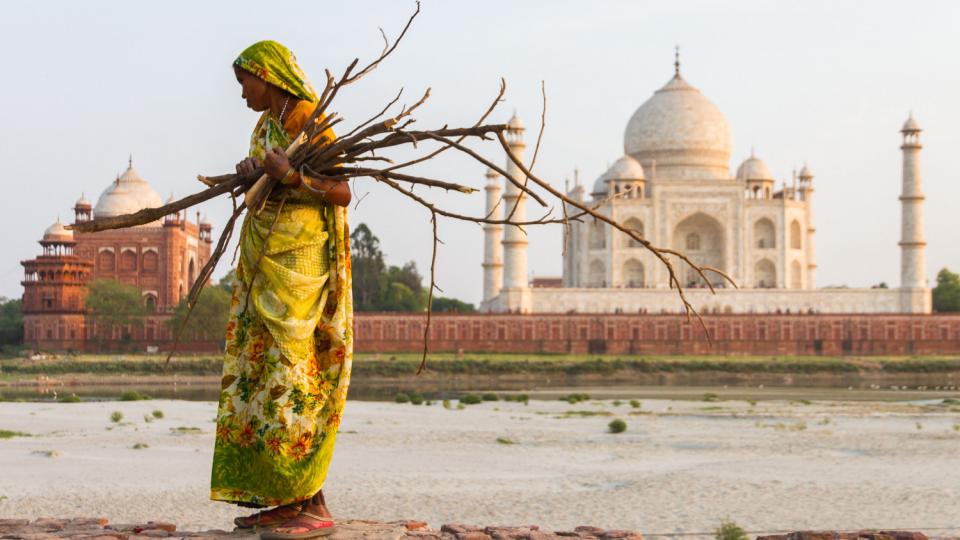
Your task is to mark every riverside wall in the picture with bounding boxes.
[353,313,960,356]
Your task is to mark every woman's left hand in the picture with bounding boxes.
[263,147,291,181]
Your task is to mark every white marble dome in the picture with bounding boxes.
[902,114,921,132]
[42,219,73,243]
[736,152,773,182]
[94,161,164,220]
[624,72,731,176]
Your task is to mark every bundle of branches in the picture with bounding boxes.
[69,2,734,371]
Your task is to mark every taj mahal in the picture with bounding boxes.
[480,57,931,314]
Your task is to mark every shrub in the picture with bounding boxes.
[132,443,149,450]
[442,399,452,409]
[58,393,82,403]
[702,392,721,402]
[612,399,622,407]
[482,393,499,402]
[714,519,747,540]
[0,429,30,439]
[517,393,529,405]
[629,399,641,409]
[119,390,150,401]
[394,392,410,404]
[409,393,424,405]
[110,411,123,423]
[608,419,627,433]
[460,394,482,405]
[560,393,590,404]
[151,409,164,419]
[496,437,515,445]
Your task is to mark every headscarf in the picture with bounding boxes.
[234,40,318,103]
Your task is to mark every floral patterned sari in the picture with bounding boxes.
[210,41,353,508]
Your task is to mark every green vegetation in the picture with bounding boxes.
[167,285,232,346]
[481,393,499,402]
[151,409,164,419]
[459,394,482,405]
[86,280,148,344]
[351,223,474,312]
[608,419,627,433]
[58,393,82,403]
[4,353,960,383]
[0,298,23,355]
[714,519,748,540]
[562,410,613,417]
[0,429,31,439]
[630,399,641,409]
[496,437,515,445]
[560,393,590,404]
[132,443,149,450]
[119,390,151,401]
[612,399,622,406]
[702,392,721,402]
[394,392,410,403]
[933,267,960,312]
[170,426,203,434]
[409,392,425,405]
[109,411,123,423]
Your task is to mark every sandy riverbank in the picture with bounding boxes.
[1,398,959,536]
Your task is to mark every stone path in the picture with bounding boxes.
[0,518,954,540]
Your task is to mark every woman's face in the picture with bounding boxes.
[235,66,270,112]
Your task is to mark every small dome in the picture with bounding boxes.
[605,155,646,181]
[736,152,773,182]
[93,160,164,221]
[74,194,92,208]
[43,219,73,242]
[798,164,814,179]
[902,114,921,132]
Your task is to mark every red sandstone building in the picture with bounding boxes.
[21,160,212,352]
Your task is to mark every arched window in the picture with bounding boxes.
[790,220,802,250]
[790,260,803,289]
[142,251,159,273]
[686,232,701,251]
[623,259,644,288]
[754,218,775,249]
[588,221,606,250]
[120,250,137,271]
[98,250,115,272]
[588,260,606,288]
[144,294,157,312]
[754,259,776,288]
[622,218,644,248]
[188,258,196,285]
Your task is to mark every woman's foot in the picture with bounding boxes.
[261,491,335,539]
[234,503,303,529]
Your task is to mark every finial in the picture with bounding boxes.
[574,167,580,186]
[674,45,680,76]
[128,154,133,168]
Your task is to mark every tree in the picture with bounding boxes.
[218,269,238,292]
[350,223,387,311]
[432,297,476,313]
[0,297,23,349]
[85,280,147,341]
[933,268,960,312]
[168,286,232,345]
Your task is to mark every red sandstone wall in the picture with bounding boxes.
[353,313,960,355]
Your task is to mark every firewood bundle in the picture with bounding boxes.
[69,3,734,369]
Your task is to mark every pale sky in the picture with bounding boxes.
[1,0,958,305]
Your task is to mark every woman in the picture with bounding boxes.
[210,40,353,539]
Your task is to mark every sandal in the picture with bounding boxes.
[259,510,337,539]
[234,504,304,530]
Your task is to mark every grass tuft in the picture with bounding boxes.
[608,419,627,434]
[0,429,31,439]
[110,411,123,423]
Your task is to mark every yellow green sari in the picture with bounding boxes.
[211,41,353,508]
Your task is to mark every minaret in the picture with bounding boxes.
[500,112,531,312]
[898,113,931,312]
[798,164,816,288]
[482,168,503,306]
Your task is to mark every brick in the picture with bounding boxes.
[573,528,605,538]
[456,533,492,540]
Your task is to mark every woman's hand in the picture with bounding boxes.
[263,147,291,181]
[236,157,261,176]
